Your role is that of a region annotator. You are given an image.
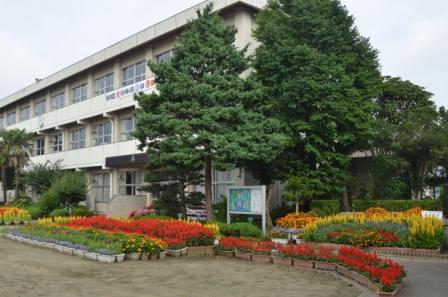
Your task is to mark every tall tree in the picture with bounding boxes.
[0,129,34,199]
[134,4,285,220]
[253,0,382,210]
[372,76,442,199]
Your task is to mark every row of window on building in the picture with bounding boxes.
[34,117,136,156]
[0,50,175,129]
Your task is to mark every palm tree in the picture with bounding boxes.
[0,129,34,200]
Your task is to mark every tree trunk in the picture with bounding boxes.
[295,195,299,213]
[15,162,20,200]
[265,184,273,229]
[2,167,6,203]
[341,191,351,212]
[204,156,213,221]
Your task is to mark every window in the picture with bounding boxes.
[156,50,174,64]
[19,106,31,121]
[70,127,86,150]
[34,99,47,116]
[72,84,87,103]
[120,117,135,141]
[52,133,63,152]
[212,169,237,203]
[7,111,16,126]
[119,171,142,195]
[94,73,114,95]
[122,61,145,86]
[52,93,65,110]
[93,122,112,146]
[0,116,4,129]
[92,172,110,202]
[35,138,45,156]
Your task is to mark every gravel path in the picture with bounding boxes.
[0,237,363,297]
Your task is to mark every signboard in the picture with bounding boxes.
[105,78,156,101]
[421,211,444,220]
[227,186,266,235]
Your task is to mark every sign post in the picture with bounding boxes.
[227,186,266,235]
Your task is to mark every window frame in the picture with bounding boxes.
[34,99,47,116]
[92,172,111,202]
[156,49,174,64]
[51,133,63,153]
[92,121,112,146]
[119,116,136,141]
[72,83,88,103]
[119,170,142,196]
[35,137,45,156]
[121,61,146,87]
[70,127,86,150]
[7,111,16,126]
[19,105,31,121]
[94,73,114,96]
[51,93,65,110]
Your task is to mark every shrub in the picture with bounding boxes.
[310,199,442,214]
[218,222,262,238]
[72,206,94,217]
[38,191,61,215]
[51,172,87,206]
[7,195,33,208]
[310,200,340,216]
[25,204,43,219]
[133,214,174,221]
[49,208,69,217]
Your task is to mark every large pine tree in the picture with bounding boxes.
[253,0,382,209]
[134,4,285,220]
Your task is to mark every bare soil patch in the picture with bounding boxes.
[0,237,361,297]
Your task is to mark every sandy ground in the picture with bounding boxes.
[0,237,362,297]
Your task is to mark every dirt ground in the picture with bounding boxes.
[0,237,362,297]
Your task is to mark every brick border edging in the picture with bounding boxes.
[306,242,445,259]
[215,250,402,297]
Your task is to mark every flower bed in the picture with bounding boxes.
[67,216,215,249]
[304,212,445,249]
[217,238,406,295]
[10,224,166,259]
[0,207,31,225]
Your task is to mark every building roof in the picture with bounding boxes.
[0,0,265,108]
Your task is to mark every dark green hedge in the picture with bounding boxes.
[311,199,442,216]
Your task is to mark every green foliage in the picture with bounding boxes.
[0,128,34,199]
[72,206,94,217]
[51,172,87,206]
[7,195,33,208]
[310,199,442,213]
[352,199,442,212]
[133,214,174,221]
[284,176,321,212]
[253,0,381,199]
[49,208,69,217]
[48,206,93,218]
[24,204,43,219]
[310,200,341,216]
[218,222,262,238]
[372,76,443,199]
[134,4,286,220]
[213,198,227,223]
[38,191,61,215]
[270,205,295,223]
[22,161,62,195]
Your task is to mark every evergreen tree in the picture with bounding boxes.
[253,0,382,210]
[372,76,443,199]
[134,4,285,220]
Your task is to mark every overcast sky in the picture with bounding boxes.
[1,0,447,107]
